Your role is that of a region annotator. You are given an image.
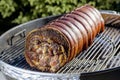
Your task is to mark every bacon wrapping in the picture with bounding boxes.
[25,5,104,72]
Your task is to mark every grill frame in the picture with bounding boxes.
[0,11,120,80]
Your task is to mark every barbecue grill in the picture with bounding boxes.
[0,11,120,80]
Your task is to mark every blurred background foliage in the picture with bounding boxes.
[0,0,120,34]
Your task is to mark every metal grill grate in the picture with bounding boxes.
[0,26,120,74]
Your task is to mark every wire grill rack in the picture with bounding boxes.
[0,26,120,74]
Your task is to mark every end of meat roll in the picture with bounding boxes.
[25,28,70,72]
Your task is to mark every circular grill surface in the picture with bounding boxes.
[0,12,120,80]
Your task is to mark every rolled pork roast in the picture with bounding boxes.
[25,5,105,72]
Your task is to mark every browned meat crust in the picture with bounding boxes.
[25,5,104,72]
